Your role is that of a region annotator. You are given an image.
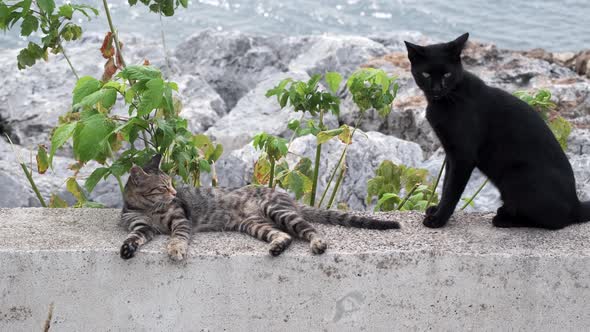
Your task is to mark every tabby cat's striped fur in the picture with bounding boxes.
[120,155,400,261]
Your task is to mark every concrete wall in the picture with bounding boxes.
[1,208,589,331]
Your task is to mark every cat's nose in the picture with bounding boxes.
[169,188,177,196]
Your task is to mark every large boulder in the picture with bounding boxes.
[172,74,227,133]
[288,35,388,76]
[174,30,288,109]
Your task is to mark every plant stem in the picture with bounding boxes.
[6,135,47,207]
[309,111,324,207]
[101,0,126,67]
[397,183,420,211]
[105,144,125,196]
[268,159,275,188]
[326,155,346,209]
[59,43,79,80]
[460,178,489,210]
[159,11,171,74]
[21,163,47,207]
[286,113,305,151]
[211,161,218,187]
[318,112,364,208]
[426,158,446,209]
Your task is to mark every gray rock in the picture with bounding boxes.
[175,30,288,109]
[172,74,227,133]
[570,153,590,201]
[288,35,388,76]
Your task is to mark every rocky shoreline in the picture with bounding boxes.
[1,30,589,211]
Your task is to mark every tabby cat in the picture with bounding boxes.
[119,155,400,261]
[405,33,590,229]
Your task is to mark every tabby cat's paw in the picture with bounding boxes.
[120,242,138,260]
[269,237,292,257]
[167,238,188,261]
[310,238,327,255]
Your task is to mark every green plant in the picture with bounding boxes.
[366,160,438,212]
[262,68,399,208]
[3,0,215,207]
[252,133,288,188]
[265,73,341,206]
[320,68,399,208]
[0,0,99,76]
[458,89,572,210]
[127,0,188,16]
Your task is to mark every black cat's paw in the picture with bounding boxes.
[425,205,438,217]
[120,242,138,260]
[422,213,447,228]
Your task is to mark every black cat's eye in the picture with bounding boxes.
[443,72,452,78]
[421,72,430,78]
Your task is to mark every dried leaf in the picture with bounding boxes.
[100,32,114,59]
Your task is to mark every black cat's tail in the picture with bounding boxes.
[577,201,590,223]
[300,206,400,230]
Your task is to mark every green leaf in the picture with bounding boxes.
[73,114,115,162]
[317,128,344,144]
[16,42,44,69]
[49,194,68,208]
[137,78,164,116]
[325,72,343,93]
[77,88,117,110]
[66,177,86,202]
[209,144,223,162]
[548,116,572,151]
[128,0,138,5]
[179,0,188,7]
[36,144,49,174]
[49,122,78,166]
[84,167,110,193]
[72,76,101,106]
[253,156,271,185]
[37,0,55,14]
[58,4,73,19]
[20,15,38,36]
[120,65,162,81]
[287,119,300,131]
[199,159,211,173]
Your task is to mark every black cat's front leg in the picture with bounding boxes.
[120,220,156,260]
[424,159,474,228]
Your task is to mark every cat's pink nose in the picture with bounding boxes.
[169,187,177,196]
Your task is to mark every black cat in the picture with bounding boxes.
[404,33,590,229]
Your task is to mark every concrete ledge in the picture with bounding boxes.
[1,208,589,331]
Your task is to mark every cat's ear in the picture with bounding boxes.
[144,154,162,171]
[129,165,147,183]
[404,41,425,62]
[448,33,469,58]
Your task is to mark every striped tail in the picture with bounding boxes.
[300,206,400,230]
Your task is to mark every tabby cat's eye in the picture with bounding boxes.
[422,72,430,78]
[443,72,452,78]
